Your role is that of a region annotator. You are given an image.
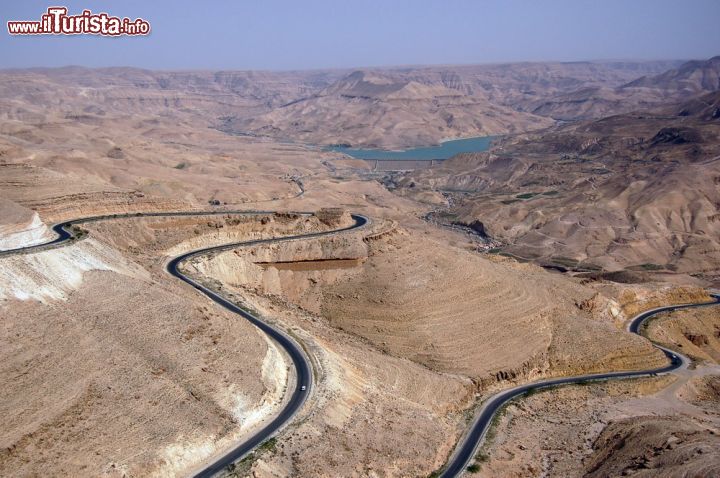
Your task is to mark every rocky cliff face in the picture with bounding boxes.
[0,198,52,251]
[183,216,369,313]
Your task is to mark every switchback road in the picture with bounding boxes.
[438,293,720,478]
[1,210,368,477]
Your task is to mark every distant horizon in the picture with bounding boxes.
[1,56,714,74]
[2,1,719,70]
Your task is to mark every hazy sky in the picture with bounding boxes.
[2,0,719,70]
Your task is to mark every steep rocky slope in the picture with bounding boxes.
[471,285,720,478]
[529,56,720,120]
[232,70,553,148]
[0,198,52,250]
[0,214,348,477]
[174,217,672,476]
[646,306,720,364]
[398,90,720,282]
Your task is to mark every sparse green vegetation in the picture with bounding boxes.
[516,192,538,199]
[70,225,87,240]
[437,211,459,220]
[523,384,563,398]
[588,167,611,175]
[223,438,278,477]
[545,256,603,272]
[523,387,538,398]
[174,162,187,169]
[626,263,666,272]
[465,405,510,471]
[498,251,531,263]
[550,256,580,268]
[501,199,520,205]
[541,190,559,196]
[258,437,277,453]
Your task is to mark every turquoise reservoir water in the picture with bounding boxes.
[329,136,494,160]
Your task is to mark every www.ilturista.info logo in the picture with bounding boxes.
[7,7,150,36]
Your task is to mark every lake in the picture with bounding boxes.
[328,136,494,160]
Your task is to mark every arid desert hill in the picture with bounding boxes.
[625,56,720,93]
[229,70,554,148]
[0,59,685,149]
[529,56,720,120]
[397,89,720,283]
[1,57,720,478]
[221,60,688,147]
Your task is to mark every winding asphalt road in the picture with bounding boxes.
[168,214,368,477]
[438,293,720,478]
[0,210,368,477]
[6,211,720,478]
